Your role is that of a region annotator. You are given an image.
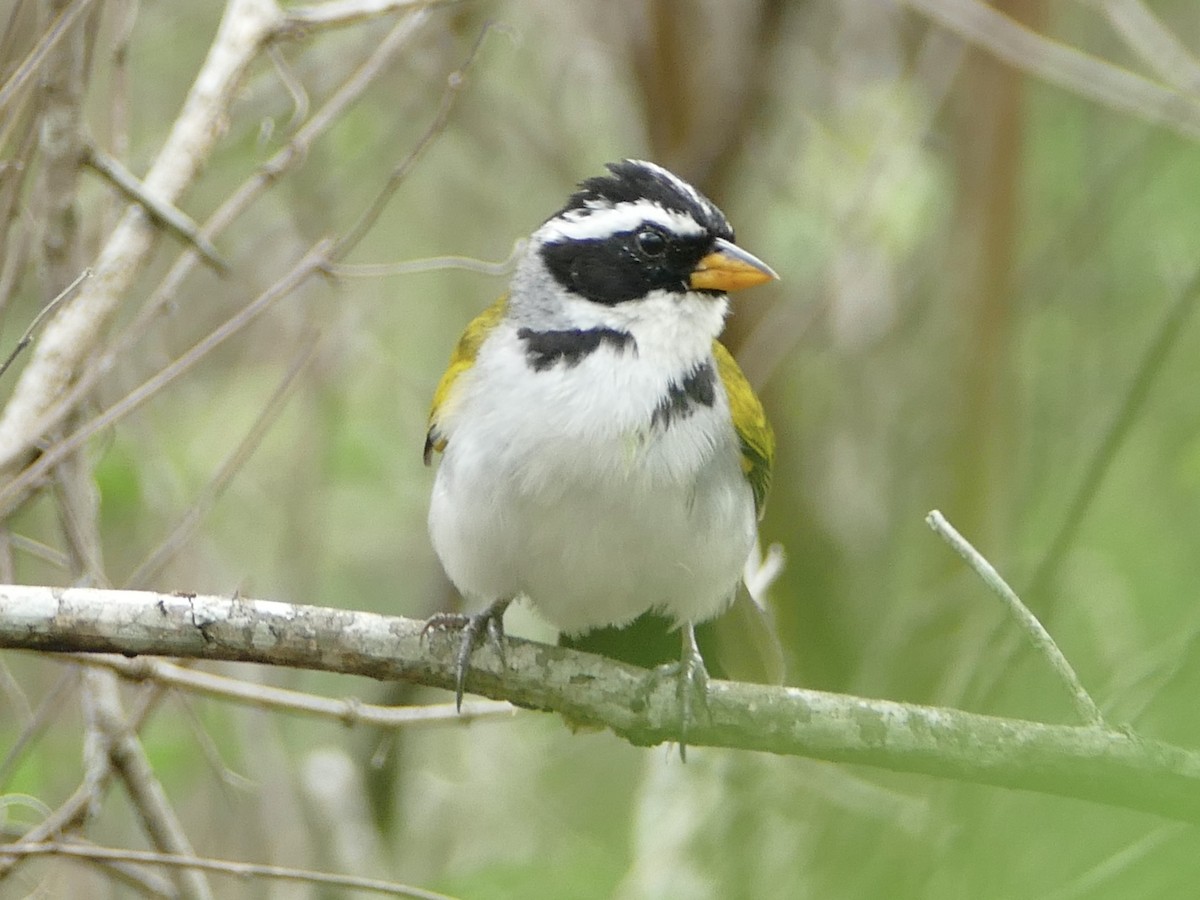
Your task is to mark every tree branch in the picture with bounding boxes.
[0,0,282,479]
[926,509,1104,725]
[0,841,452,899]
[902,0,1200,142]
[2,585,1200,823]
[282,0,459,30]
[0,8,434,506]
[83,667,214,900]
[81,142,229,273]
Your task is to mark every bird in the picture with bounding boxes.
[423,159,777,749]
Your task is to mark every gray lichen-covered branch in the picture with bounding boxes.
[3,584,1200,823]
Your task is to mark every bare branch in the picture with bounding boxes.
[0,678,170,878]
[265,43,309,131]
[84,668,214,900]
[0,9,432,489]
[330,18,503,262]
[3,533,70,571]
[325,239,526,280]
[1094,0,1200,93]
[81,143,229,273]
[83,654,515,727]
[34,0,91,302]
[0,240,333,519]
[123,337,319,589]
[0,0,283,480]
[0,670,74,789]
[1024,266,1200,605]
[0,267,89,381]
[926,509,1104,725]
[0,0,98,119]
[8,832,180,896]
[283,0,459,30]
[901,0,1200,142]
[4,585,1200,823]
[0,841,453,899]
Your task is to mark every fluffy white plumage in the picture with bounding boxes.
[429,303,755,634]
[428,194,757,635]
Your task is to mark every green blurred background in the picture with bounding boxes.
[5,1,1200,897]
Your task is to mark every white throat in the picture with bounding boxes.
[508,246,729,372]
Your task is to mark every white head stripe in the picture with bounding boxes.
[539,200,704,243]
[628,159,709,212]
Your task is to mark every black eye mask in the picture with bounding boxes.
[539,229,713,306]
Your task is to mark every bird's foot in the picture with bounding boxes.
[647,624,709,762]
[422,598,511,710]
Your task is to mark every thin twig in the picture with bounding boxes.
[0,842,453,899]
[0,0,98,118]
[86,668,214,900]
[123,336,320,588]
[0,9,431,485]
[11,831,180,897]
[325,240,526,280]
[0,669,76,789]
[0,67,42,326]
[175,689,257,798]
[0,12,470,515]
[82,143,229,273]
[1024,267,1200,604]
[4,532,71,570]
[84,654,515,727]
[0,527,9,583]
[0,211,33,330]
[1042,823,1186,900]
[0,267,89,381]
[0,0,282,478]
[0,678,169,878]
[0,241,332,519]
[925,509,1104,726]
[34,0,91,301]
[902,0,1200,142]
[105,0,137,205]
[283,0,461,30]
[1095,0,1200,94]
[51,422,107,589]
[266,43,309,131]
[330,18,505,262]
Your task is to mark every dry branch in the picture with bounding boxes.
[83,654,513,727]
[0,841,452,899]
[84,668,214,900]
[0,0,282,478]
[2,584,1200,824]
[903,0,1200,140]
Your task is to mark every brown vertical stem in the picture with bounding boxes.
[949,0,1042,546]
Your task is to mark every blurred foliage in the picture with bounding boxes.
[5,0,1200,897]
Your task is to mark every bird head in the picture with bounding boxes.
[509,160,777,337]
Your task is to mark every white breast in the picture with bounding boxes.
[427,317,756,635]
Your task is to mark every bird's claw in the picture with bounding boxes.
[647,625,709,762]
[422,600,511,710]
[678,647,709,760]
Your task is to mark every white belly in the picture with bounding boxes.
[427,331,756,634]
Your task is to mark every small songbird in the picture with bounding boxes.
[424,160,777,744]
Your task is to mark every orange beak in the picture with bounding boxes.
[689,238,778,293]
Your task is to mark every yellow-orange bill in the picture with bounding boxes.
[689,238,779,293]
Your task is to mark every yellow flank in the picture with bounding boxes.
[425,295,509,463]
[713,340,775,517]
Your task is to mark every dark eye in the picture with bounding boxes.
[635,227,667,257]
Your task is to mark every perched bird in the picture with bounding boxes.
[424,160,777,746]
